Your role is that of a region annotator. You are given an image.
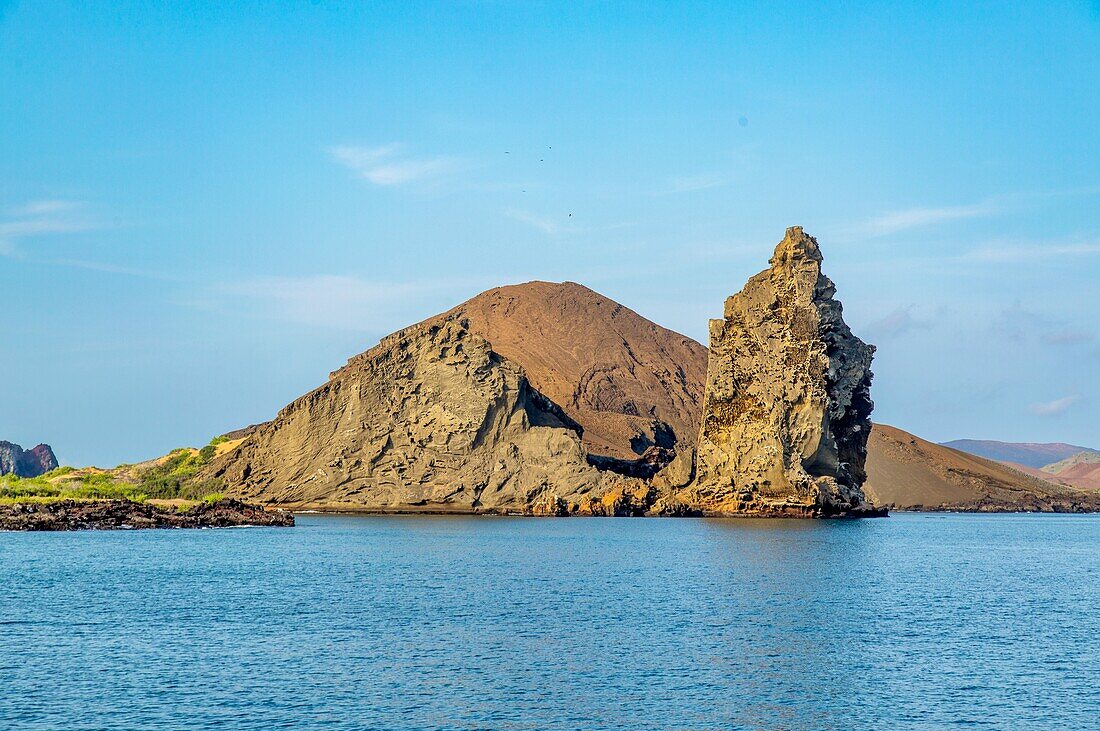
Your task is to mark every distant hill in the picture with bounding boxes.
[940,439,1095,468]
[0,441,58,477]
[1042,450,1100,474]
[1041,451,1100,491]
[866,426,1100,511]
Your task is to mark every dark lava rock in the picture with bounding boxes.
[0,498,294,531]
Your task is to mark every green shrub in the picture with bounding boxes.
[0,475,61,499]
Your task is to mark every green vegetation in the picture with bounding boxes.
[0,435,231,504]
[135,448,224,500]
[0,473,148,503]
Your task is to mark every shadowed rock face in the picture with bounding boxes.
[676,227,877,516]
[0,441,58,477]
[207,319,621,512]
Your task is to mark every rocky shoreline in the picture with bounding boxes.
[0,498,294,531]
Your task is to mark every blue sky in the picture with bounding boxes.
[2,1,1099,466]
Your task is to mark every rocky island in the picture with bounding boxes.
[200,227,887,517]
[14,228,1096,519]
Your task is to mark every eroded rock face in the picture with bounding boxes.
[0,441,59,477]
[677,227,878,516]
[208,319,622,512]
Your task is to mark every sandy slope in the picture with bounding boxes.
[864,424,1100,511]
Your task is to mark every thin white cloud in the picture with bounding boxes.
[863,306,930,341]
[1041,330,1095,346]
[962,241,1100,263]
[1030,395,1081,417]
[504,208,563,234]
[215,275,435,331]
[663,173,727,195]
[862,201,998,236]
[48,258,173,279]
[327,144,457,186]
[0,200,95,258]
[0,200,167,278]
[503,208,635,236]
[6,199,82,216]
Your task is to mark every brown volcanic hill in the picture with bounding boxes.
[347,281,710,464]
[864,424,1100,511]
[1050,464,1100,491]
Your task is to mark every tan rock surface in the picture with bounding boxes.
[207,319,624,512]
[679,227,877,516]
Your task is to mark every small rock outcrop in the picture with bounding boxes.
[0,441,59,477]
[207,319,625,512]
[670,227,881,517]
[0,498,293,531]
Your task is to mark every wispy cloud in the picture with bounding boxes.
[863,306,930,341]
[48,258,173,279]
[504,208,564,234]
[861,200,998,237]
[0,199,96,258]
[0,200,168,278]
[855,186,1100,240]
[1030,395,1081,417]
[327,144,457,186]
[210,275,451,332]
[6,199,82,217]
[662,172,727,195]
[962,241,1100,263]
[1040,330,1095,346]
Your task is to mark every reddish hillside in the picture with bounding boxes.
[412,281,709,462]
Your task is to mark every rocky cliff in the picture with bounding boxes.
[0,441,59,477]
[667,227,879,516]
[206,319,627,512]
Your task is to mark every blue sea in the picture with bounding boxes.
[1,513,1098,730]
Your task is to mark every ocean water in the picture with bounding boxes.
[1,513,1098,731]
